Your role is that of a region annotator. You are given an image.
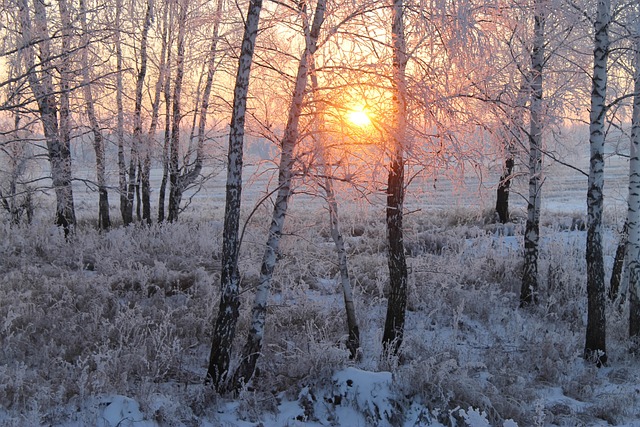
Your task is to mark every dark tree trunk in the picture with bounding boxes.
[495,157,514,223]
[207,0,263,392]
[382,0,409,357]
[609,221,627,301]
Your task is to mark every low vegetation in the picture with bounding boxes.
[0,207,638,426]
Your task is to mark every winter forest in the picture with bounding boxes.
[2,0,640,425]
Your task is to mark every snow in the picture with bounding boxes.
[4,147,640,426]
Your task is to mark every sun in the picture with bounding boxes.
[347,105,372,127]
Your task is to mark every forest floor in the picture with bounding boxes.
[2,142,640,426]
[1,201,640,426]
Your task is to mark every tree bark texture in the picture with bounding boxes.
[19,0,76,234]
[80,0,111,230]
[325,174,361,359]
[167,1,188,222]
[207,0,263,392]
[128,0,153,224]
[382,0,409,357]
[158,9,174,223]
[520,1,545,307]
[609,221,627,301]
[585,0,609,366]
[232,0,326,390]
[495,157,514,224]
[628,17,640,342]
[115,0,132,226]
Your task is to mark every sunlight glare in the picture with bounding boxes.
[347,106,372,127]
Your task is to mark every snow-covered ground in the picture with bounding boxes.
[2,139,640,426]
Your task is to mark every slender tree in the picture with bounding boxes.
[207,0,264,392]
[166,0,225,222]
[520,0,545,307]
[158,1,175,223]
[130,0,154,223]
[115,0,132,225]
[585,0,610,366]
[232,0,326,389]
[627,13,640,344]
[80,0,111,229]
[310,75,361,361]
[382,0,409,357]
[18,0,76,234]
[166,0,188,222]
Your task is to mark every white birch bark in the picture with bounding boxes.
[520,0,544,306]
[585,0,610,365]
[114,0,130,225]
[158,2,174,223]
[167,0,188,222]
[130,0,153,223]
[19,0,76,233]
[627,15,640,342]
[232,0,326,389]
[141,0,170,224]
[207,0,263,392]
[80,0,111,230]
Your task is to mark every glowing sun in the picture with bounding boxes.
[347,105,372,127]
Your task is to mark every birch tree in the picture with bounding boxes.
[520,0,545,306]
[585,0,610,365]
[18,0,76,234]
[130,0,154,223]
[80,0,111,229]
[166,0,225,222]
[166,0,188,222]
[207,0,263,392]
[232,0,326,389]
[115,0,131,225]
[627,13,640,344]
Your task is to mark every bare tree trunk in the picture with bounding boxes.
[19,0,75,234]
[158,6,174,223]
[609,221,627,301]
[520,0,545,307]
[167,0,224,222]
[167,0,187,223]
[140,3,168,224]
[142,1,170,225]
[128,0,153,224]
[207,0,263,392]
[115,0,131,226]
[325,175,360,359]
[627,15,640,345]
[55,0,76,235]
[231,0,325,390]
[495,156,514,223]
[80,0,111,230]
[585,0,610,366]
[382,0,409,357]
[308,41,360,361]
